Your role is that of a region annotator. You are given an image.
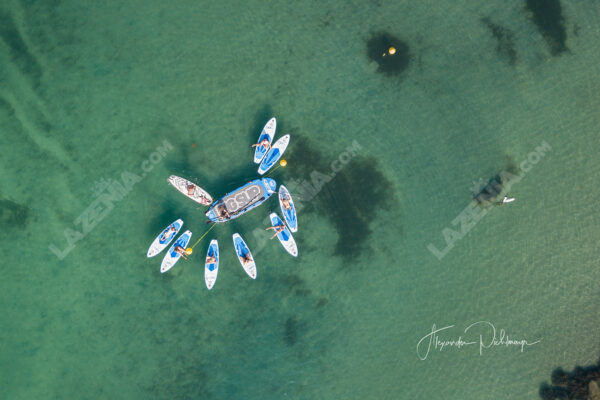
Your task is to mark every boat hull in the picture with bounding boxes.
[205,178,277,223]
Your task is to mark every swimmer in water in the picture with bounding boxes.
[497,195,515,205]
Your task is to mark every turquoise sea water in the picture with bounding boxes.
[1,0,599,399]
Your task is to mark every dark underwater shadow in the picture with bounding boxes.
[0,198,30,232]
[539,358,600,399]
[285,135,396,261]
[525,0,569,56]
[471,158,519,207]
[0,11,43,90]
[146,201,190,236]
[164,143,215,188]
[481,18,517,66]
[163,138,255,200]
[366,32,411,77]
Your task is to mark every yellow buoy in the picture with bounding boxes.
[388,46,397,55]
[185,248,193,255]
[280,159,287,167]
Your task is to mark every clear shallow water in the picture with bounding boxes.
[1,0,599,399]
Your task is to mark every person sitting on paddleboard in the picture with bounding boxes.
[186,184,195,196]
[174,246,188,259]
[281,196,292,211]
[206,255,217,264]
[160,226,176,241]
[218,205,231,219]
[266,224,286,239]
[252,138,270,151]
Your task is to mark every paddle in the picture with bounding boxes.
[187,223,217,254]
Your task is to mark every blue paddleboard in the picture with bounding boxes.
[160,230,192,273]
[233,233,256,279]
[253,118,276,164]
[204,239,219,290]
[147,219,183,257]
[258,134,290,175]
[269,213,298,257]
[278,185,297,232]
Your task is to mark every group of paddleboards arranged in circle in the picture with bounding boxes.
[146,118,298,290]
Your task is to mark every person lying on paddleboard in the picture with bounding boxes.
[206,255,217,264]
[240,253,253,265]
[281,196,292,210]
[252,138,271,151]
[160,226,177,241]
[266,224,286,239]
[174,246,188,259]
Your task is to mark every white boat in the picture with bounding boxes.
[168,175,213,205]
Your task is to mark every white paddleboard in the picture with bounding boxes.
[233,233,256,279]
[253,117,276,164]
[147,219,183,257]
[204,239,219,290]
[269,213,298,257]
[278,185,297,232]
[160,230,192,273]
[168,175,213,205]
[257,134,290,175]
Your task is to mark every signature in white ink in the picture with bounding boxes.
[417,321,541,360]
